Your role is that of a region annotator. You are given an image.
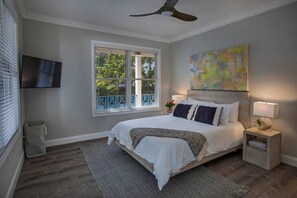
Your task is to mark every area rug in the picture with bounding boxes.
[81,141,248,198]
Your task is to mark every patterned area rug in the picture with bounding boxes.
[81,141,248,198]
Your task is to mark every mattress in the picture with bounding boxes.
[108,115,244,190]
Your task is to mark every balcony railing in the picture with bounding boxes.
[96,94,156,111]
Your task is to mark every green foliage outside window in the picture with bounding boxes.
[96,53,126,96]
[95,52,156,96]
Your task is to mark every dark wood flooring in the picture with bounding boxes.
[14,138,297,198]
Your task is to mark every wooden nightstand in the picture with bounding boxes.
[243,127,281,170]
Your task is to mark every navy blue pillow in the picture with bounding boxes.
[173,104,192,119]
[193,105,221,125]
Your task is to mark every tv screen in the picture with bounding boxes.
[21,55,62,88]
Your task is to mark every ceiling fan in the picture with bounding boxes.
[130,0,197,22]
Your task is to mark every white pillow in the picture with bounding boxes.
[229,102,240,123]
[178,99,190,104]
[212,101,240,125]
[187,97,215,106]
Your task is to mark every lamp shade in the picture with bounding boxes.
[172,95,186,104]
[253,102,279,118]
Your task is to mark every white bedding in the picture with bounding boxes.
[108,115,244,190]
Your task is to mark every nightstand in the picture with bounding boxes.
[243,127,281,170]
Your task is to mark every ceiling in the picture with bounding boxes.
[17,0,296,43]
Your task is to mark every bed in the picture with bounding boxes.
[108,90,250,190]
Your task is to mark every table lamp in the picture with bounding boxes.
[172,95,186,104]
[253,102,279,130]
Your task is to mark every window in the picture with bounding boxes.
[0,0,19,156]
[92,41,161,116]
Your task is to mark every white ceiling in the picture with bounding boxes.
[17,0,296,43]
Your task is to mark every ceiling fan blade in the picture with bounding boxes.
[130,12,157,17]
[172,10,197,21]
[130,3,166,17]
[166,0,179,8]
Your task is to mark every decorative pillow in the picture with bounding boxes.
[229,102,240,123]
[192,105,223,126]
[211,103,230,125]
[173,104,195,119]
[187,105,197,120]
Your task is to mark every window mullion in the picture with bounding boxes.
[126,50,132,109]
[154,53,159,107]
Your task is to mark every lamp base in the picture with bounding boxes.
[257,117,272,131]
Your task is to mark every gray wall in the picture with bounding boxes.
[170,2,297,158]
[0,0,24,197]
[23,20,171,140]
[21,1,297,159]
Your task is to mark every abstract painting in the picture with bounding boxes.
[190,45,248,91]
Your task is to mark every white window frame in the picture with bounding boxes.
[91,41,161,117]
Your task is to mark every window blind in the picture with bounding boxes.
[0,0,19,156]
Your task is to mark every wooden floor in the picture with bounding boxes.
[14,138,297,198]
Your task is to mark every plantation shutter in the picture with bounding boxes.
[0,0,19,156]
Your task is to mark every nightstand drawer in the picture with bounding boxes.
[245,146,267,167]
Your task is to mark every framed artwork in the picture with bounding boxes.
[190,45,248,91]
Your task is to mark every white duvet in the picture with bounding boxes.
[108,115,244,190]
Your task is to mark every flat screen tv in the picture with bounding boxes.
[21,55,62,88]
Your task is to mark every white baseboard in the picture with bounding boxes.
[281,154,297,167]
[45,131,109,147]
[6,151,24,198]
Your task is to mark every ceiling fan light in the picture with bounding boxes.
[161,11,173,16]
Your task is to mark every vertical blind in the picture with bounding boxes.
[0,0,19,156]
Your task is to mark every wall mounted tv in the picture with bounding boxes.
[21,55,62,88]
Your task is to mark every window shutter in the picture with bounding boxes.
[0,0,19,156]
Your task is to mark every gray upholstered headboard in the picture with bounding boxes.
[187,90,250,128]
